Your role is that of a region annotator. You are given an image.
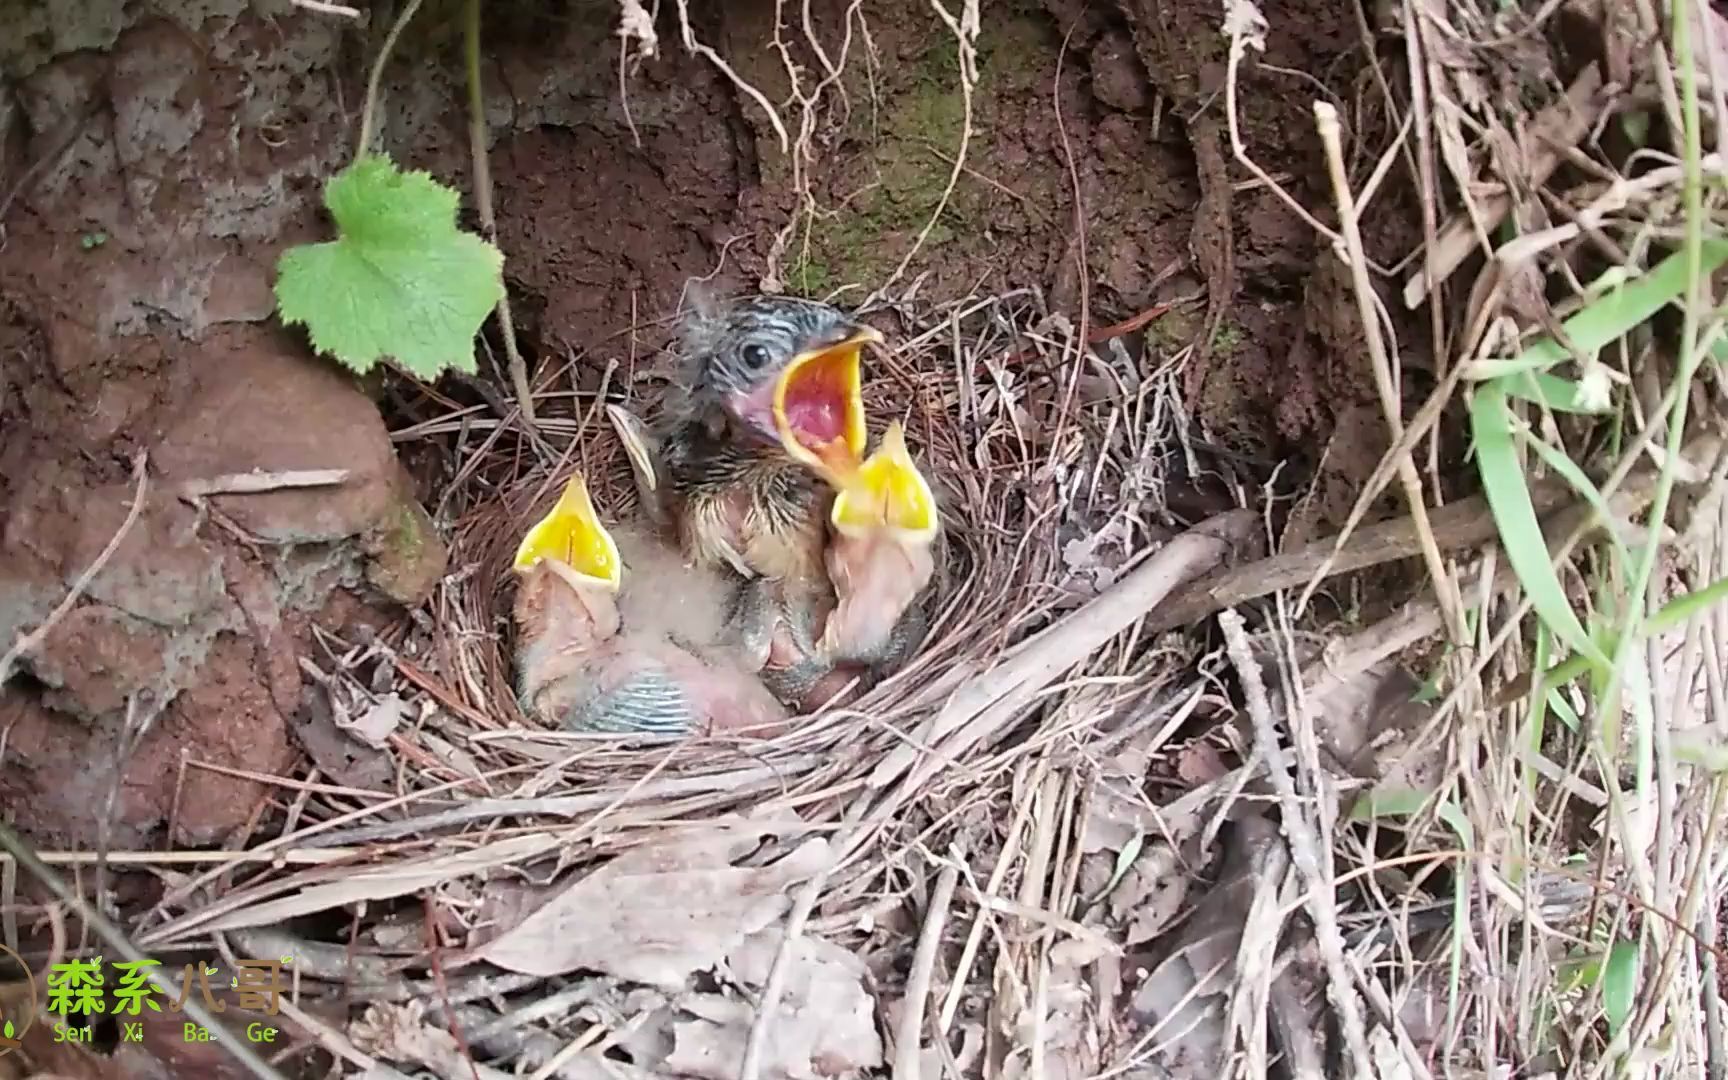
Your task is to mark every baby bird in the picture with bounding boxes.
[813,421,942,666]
[768,416,945,703]
[608,295,883,675]
[511,472,789,738]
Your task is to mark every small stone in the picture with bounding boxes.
[1091,30,1150,113]
[362,481,448,607]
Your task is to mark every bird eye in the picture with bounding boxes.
[740,344,771,370]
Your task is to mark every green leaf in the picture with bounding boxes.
[1545,688,1581,733]
[1512,421,1629,569]
[1651,573,1728,632]
[1470,380,1605,665]
[1621,111,1651,148]
[1557,947,1603,995]
[1603,939,1639,1036]
[2,1018,13,1038]
[1673,722,1728,771]
[1508,240,1728,370]
[1085,830,1145,905]
[1500,371,1614,415]
[274,153,504,378]
[1348,785,1473,846]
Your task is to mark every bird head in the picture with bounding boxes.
[814,425,941,665]
[819,421,941,546]
[512,473,625,641]
[681,296,880,463]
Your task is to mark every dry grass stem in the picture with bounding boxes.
[895,862,960,1079]
[1314,101,1466,645]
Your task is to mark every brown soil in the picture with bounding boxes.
[0,0,1419,882]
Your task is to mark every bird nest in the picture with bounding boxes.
[433,288,1094,821]
[110,287,1208,1080]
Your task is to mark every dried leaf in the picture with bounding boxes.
[1111,841,1192,947]
[1370,1026,1414,1079]
[616,0,658,57]
[336,692,406,748]
[477,822,830,987]
[350,1000,492,1079]
[417,727,484,779]
[1303,658,1435,788]
[1059,518,1129,599]
[1131,817,1289,1072]
[1221,0,1268,50]
[1001,962,1095,1080]
[468,876,561,951]
[293,685,394,789]
[661,930,883,1080]
[1173,739,1228,784]
[1081,740,1156,854]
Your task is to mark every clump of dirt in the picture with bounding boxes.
[0,0,1412,850]
[0,312,443,845]
[0,7,447,846]
[1112,0,1430,535]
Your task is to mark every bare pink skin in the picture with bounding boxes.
[514,562,789,737]
[819,529,935,662]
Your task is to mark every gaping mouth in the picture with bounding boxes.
[771,326,881,483]
[512,473,624,590]
[829,421,939,543]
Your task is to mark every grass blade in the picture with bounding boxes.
[1602,938,1639,1037]
[1470,379,1605,664]
[1508,240,1728,369]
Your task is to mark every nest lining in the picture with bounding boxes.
[414,290,1173,835]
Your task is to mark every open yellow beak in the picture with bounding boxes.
[830,422,940,543]
[512,473,623,590]
[771,326,881,485]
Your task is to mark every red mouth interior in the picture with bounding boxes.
[782,364,848,450]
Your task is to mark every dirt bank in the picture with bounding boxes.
[0,0,1407,852]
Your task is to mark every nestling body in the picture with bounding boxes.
[605,297,897,702]
[511,475,788,737]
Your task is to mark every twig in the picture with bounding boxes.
[670,0,791,154]
[1314,102,1466,644]
[0,821,292,1080]
[178,468,351,500]
[0,848,364,867]
[0,451,147,686]
[876,0,977,294]
[464,0,539,435]
[425,893,483,1080]
[894,864,959,1079]
[995,300,1185,369]
[0,100,100,240]
[1399,0,1447,487]
[467,982,597,1041]
[354,0,429,160]
[1218,608,1375,1073]
[1149,458,1671,631]
[276,995,411,1077]
[1400,66,1607,308]
[290,0,361,15]
[938,786,1037,1033]
[1046,16,1092,467]
[859,509,1259,851]
[1708,860,1728,1079]
[96,695,163,930]
[1223,6,1343,249]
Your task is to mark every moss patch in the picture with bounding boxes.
[1209,319,1245,355]
[789,12,1049,295]
[363,493,448,607]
